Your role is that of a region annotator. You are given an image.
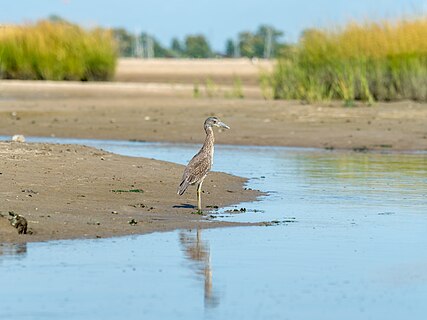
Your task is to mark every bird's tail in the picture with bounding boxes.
[177,179,190,195]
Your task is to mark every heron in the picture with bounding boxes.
[177,117,230,211]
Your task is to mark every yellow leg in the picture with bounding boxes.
[197,181,203,211]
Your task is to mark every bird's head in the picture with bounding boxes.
[204,117,230,130]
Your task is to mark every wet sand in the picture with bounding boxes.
[0,142,259,243]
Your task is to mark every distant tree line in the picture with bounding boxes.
[112,24,286,59]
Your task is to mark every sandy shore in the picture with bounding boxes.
[0,80,426,151]
[0,142,259,243]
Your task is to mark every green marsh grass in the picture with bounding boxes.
[270,17,427,102]
[230,76,244,99]
[204,78,218,98]
[0,20,117,81]
[224,76,244,99]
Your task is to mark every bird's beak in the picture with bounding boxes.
[218,121,230,129]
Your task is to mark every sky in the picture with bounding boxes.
[1,0,426,51]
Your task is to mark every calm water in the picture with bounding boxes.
[1,137,426,319]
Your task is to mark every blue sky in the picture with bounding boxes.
[1,0,426,50]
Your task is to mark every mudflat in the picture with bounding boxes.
[0,142,259,243]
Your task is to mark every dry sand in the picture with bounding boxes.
[0,58,426,243]
[114,58,273,86]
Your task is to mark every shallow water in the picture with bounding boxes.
[1,137,426,319]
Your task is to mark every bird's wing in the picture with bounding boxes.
[184,152,211,184]
[177,152,211,195]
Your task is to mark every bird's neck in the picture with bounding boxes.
[202,126,214,153]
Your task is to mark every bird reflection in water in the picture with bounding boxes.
[0,243,27,259]
[179,229,219,308]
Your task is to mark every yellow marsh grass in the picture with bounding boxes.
[271,17,427,102]
[303,19,427,59]
[0,21,117,81]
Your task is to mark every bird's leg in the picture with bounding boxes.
[197,182,203,211]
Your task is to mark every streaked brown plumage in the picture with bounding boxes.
[177,117,230,211]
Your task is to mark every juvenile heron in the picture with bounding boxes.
[177,117,230,211]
